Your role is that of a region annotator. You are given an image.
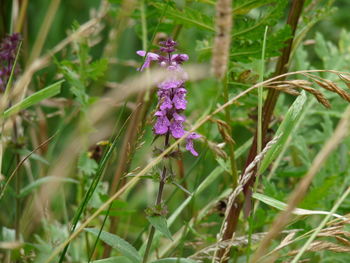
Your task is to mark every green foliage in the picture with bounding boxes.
[259,91,307,174]
[146,215,173,240]
[1,1,350,263]
[85,228,142,263]
[151,2,214,32]
[78,152,98,176]
[58,30,107,110]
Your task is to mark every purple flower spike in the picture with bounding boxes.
[137,38,200,156]
[0,33,21,92]
[159,38,177,53]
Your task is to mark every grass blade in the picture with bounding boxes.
[3,80,64,119]
[259,91,307,174]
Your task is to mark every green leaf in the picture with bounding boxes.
[61,65,89,107]
[259,91,307,174]
[146,215,173,241]
[19,176,78,198]
[151,258,197,263]
[3,80,63,118]
[92,256,132,263]
[78,152,98,176]
[233,0,277,15]
[85,228,142,263]
[87,58,108,80]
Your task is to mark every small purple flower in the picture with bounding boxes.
[170,120,185,138]
[154,114,170,135]
[136,50,160,71]
[136,38,200,156]
[0,33,21,92]
[186,133,201,157]
[159,95,173,111]
[173,87,187,110]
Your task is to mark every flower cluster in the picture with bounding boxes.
[0,33,21,92]
[137,39,200,156]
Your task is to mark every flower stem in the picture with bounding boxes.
[142,133,169,263]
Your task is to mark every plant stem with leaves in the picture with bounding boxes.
[142,133,169,263]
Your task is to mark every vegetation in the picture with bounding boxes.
[1,0,350,262]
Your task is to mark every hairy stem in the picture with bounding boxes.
[142,133,169,263]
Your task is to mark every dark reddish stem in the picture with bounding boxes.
[217,0,305,261]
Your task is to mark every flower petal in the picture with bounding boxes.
[154,116,170,135]
[170,120,185,138]
[173,94,187,110]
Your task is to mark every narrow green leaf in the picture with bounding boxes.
[85,228,142,263]
[3,80,64,118]
[19,176,78,198]
[259,91,307,174]
[253,193,345,219]
[146,215,173,241]
[151,258,197,263]
[92,256,132,263]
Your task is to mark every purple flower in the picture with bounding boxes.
[137,38,200,156]
[154,111,170,135]
[173,87,187,110]
[170,120,185,138]
[159,95,173,111]
[136,50,160,71]
[0,33,21,92]
[186,133,201,157]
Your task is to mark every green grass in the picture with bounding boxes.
[1,1,350,263]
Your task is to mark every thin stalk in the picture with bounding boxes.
[222,75,238,186]
[88,202,112,262]
[13,120,21,241]
[257,26,268,158]
[140,0,151,102]
[142,133,170,263]
[14,0,29,33]
[27,0,60,64]
[252,25,268,195]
